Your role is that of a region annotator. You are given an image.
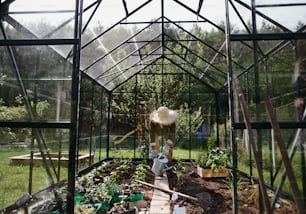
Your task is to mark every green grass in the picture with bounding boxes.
[108,147,203,160]
[237,145,304,197]
[0,149,68,209]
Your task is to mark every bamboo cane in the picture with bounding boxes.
[134,179,198,201]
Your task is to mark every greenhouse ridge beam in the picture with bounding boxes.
[120,20,207,25]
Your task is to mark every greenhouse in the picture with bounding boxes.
[0,0,305,213]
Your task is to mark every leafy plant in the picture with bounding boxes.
[130,162,148,190]
[175,103,204,146]
[197,147,231,170]
[176,159,185,185]
[97,161,111,173]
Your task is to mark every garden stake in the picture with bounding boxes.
[238,94,272,214]
[264,96,305,214]
[134,179,198,202]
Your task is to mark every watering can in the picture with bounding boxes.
[151,155,174,176]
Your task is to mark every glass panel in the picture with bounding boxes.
[0,128,69,208]
[83,20,163,90]
[228,0,306,32]
[78,77,108,168]
[9,0,75,39]
[234,39,303,122]
[0,45,72,121]
[235,128,303,196]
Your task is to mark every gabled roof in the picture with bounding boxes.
[78,0,228,92]
[2,0,306,92]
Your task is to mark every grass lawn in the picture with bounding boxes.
[237,147,304,198]
[0,149,68,209]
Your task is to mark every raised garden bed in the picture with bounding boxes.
[197,165,229,178]
[9,153,93,167]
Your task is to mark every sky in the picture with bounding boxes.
[8,0,306,32]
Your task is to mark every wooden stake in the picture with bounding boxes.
[134,179,198,202]
[264,96,305,214]
[238,94,272,214]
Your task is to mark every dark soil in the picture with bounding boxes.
[94,160,298,213]
[28,160,299,214]
[166,161,298,214]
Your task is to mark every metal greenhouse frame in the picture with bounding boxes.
[0,0,305,213]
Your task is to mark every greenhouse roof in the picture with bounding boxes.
[2,0,306,91]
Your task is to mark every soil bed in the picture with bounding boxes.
[167,161,298,214]
[28,159,299,214]
[74,159,155,214]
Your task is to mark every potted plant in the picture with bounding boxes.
[197,147,231,178]
[31,198,66,214]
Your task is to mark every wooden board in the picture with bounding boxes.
[197,165,229,178]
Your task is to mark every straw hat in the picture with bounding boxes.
[150,106,178,125]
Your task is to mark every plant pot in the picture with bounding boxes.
[79,201,109,214]
[108,204,136,214]
[31,199,66,214]
[130,192,144,202]
[112,192,129,203]
[197,165,229,178]
[74,192,85,206]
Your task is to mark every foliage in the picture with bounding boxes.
[207,135,217,148]
[197,147,231,170]
[0,97,27,142]
[175,159,185,185]
[130,162,147,190]
[175,103,204,147]
[0,95,50,143]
